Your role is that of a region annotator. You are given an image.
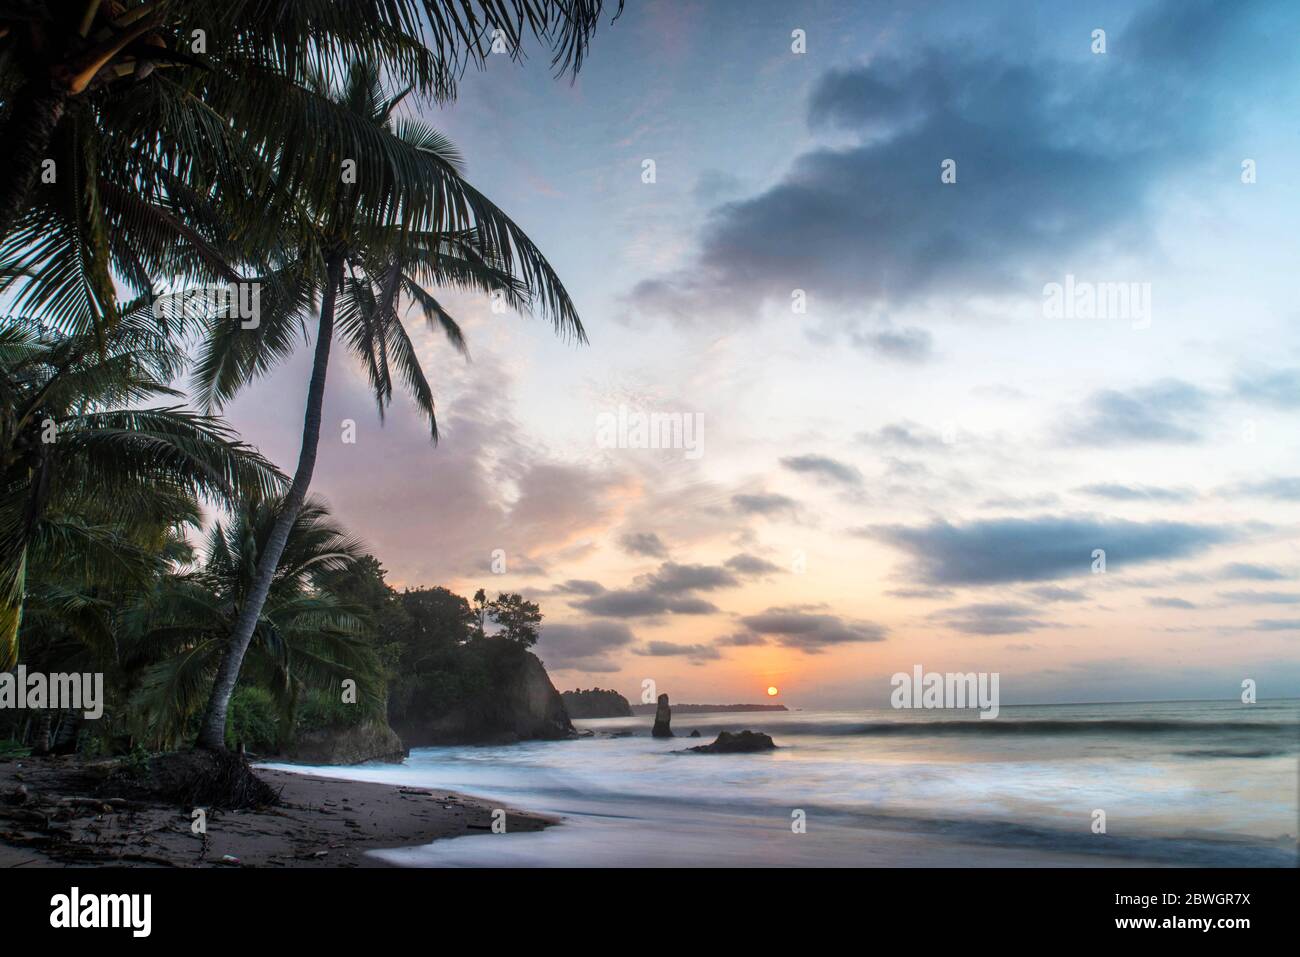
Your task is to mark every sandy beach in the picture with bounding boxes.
[0,756,551,868]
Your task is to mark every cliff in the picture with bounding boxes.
[392,640,574,746]
[561,688,632,718]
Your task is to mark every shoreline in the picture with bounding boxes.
[0,756,553,868]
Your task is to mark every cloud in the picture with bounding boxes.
[568,560,743,619]
[628,0,1289,327]
[852,325,934,363]
[868,515,1233,585]
[779,454,863,486]
[1062,380,1211,446]
[619,531,669,558]
[856,422,947,451]
[1076,483,1196,503]
[738,607,886,653]
[1248,619,1300,632]
[574,591,718,619]
[1146,596,1197,609]
[1219,591,1300,605]
[1234,367,1300,409]
[1221,562,1288,581]
[930,602,1049,636]
[724,553,783,576]
[714,632,769,647]
[634,640,721,661]
[731,492,799,516]
[1216,561,1289,582]
[538,621,636,672]
[550,579,607,596]
[1025,585,1088,603]
[1230,477,1300,501]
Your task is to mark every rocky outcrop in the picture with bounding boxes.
[651,693,673,738]
[394,647,574,746]
[561,688,632,718]
[287,720,407,765]
[687,730,777,753]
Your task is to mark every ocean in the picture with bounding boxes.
[264,699,1299,867]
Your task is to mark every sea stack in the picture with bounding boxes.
[651,693,673,738]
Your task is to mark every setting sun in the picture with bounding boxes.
[766,686,779,697]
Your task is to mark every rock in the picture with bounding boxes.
[687,730,777,754]
[651,693,674,738]
[561,688,632,718]
[288,720,408,766]
[394,646,575,747]
[689,729,701,738]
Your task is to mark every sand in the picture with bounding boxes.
[0,755,552,868]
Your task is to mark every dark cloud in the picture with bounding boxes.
[868,515,1232,585]
[738,607,886,654]
[731,492,799,516]
[724,553,782,576]
[637,562,738,593]
[714,632,769,647]
[629,0,1287,325]
[1234,367,1300,409]
[856,422,946,451]
[1062,380,1211,447]
[1077,483,1196,503]
[779,454,863,487]
[633,641,721,661]
[551,579,606,596]
[886,586,955,600]
[1025,585,1088,603]
[574,591,718,619]
[619,531,669,558]
[568,560,743,619]
[1146,596,1197,610]
[930,602,1049,636]
[538,621,636,672]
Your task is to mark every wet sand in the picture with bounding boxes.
[0,756,552,868]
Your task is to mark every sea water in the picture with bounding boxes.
[263,699,1299,867]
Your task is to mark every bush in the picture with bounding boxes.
[295,687,366,734]
[225,686,281,753]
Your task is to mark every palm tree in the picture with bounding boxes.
[191,63,584,749]
[128,495,383,751]
[0,0,622,241]
[0,309,284,666]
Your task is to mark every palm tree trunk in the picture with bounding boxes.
[0,80,68,240]
[31,709,53,756]
[196,254,344,751]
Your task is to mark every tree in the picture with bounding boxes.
[0,313,283,667]
[128,495,384,750]
[192,64,585,750]
[0,1,623,244]
[486,592,541,647]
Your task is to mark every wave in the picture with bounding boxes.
[714,718,1300,738]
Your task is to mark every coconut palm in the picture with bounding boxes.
[0,0,622,241]
[128,495,384,750]
[189,63,584,750]
[0,309,284,667]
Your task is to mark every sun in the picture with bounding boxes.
[766,686,779,697]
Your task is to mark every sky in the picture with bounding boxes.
[222,0,1300,709]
